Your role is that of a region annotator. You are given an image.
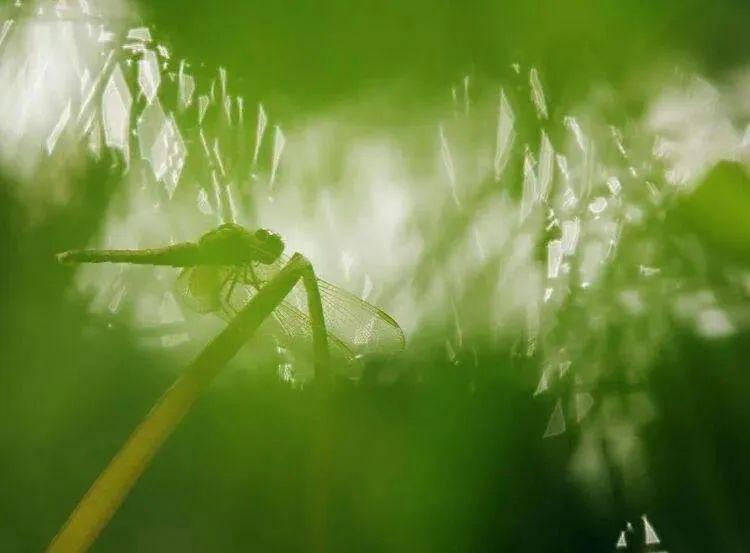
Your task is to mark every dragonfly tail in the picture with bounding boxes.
[57,243,201,267]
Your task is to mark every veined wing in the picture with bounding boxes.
[182,263,352,361]
[317,279,405,354]
[174,265,232,314]
[251,255,406,358]
[175,256,405,361]
[271,301,359,361]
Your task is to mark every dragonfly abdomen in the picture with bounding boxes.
[57,242,202,267]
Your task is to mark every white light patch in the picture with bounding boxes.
[213,138,226,176]
[177,61,195,110]
[556,153,571,182]
[197,188,213,215]
[494,88,515,181]
[107,282,127,314]
[0,14,109,183]
[696,308,735,338]
[560,218,580,255]
[154,114,186,197]
[579,241,606,287]
[543,400,566,438]
[138,50,161,104]
[607,176,622,195]
[575,393,594,422]
[269,125,286,191]
[547,239,563,279]
[439,124,459,206]
[538,131,554,202]
[534,369,550,396]
[223,95,232,125]
[252,102,267,168]
[642,515,661,546]
[588,196,607,214]
[98,29,115,44]
[219,66,228,101]
[0,20,14,49]
[45,100,71,154]
[136,99,166,166]
[520,147,537,221]
[462,75,470,116]
[618,290,644,315]
[138,50,161,103]
[341,251,355,282]
[158,291,184,324]
[529,67,548,120]
[198,94,209,123]
[236,96,244,125]
[101,64,131,153]
[564,116,587,154]
[127,27,151,42]
[361,274,373,301]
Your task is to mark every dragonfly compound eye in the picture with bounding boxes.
[252,228,285,263]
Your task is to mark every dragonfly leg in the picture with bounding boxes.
[242,264,263,290]
[219,268,241,317]
[219,268,234,289]
[296,257,331,381]
[238,258,330,379]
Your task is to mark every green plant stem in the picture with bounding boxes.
[47,253,322,553]
[301,263,331,381]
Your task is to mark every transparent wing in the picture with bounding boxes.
[174,265,232,314]
[214,260,356,361]
[271,301,357,361]
[218,256,406,360]
[253,255,405,357]
[317,279,406,354]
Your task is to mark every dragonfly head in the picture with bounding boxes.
[248,228,284,264]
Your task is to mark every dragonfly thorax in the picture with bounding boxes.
[197,223,284,265]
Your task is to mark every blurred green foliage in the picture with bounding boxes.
[145,0,750,114]
[1,1,750,552]
[671,161,750,264]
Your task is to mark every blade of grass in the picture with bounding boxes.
[47,253,314,553]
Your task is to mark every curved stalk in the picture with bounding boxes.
[47,252,329,552]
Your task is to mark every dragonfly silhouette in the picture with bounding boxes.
[51,223,407,552]
[58,223,405,367]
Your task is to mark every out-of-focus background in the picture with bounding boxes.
[1,0,750,551]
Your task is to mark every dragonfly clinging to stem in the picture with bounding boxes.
[57,223,406,375]
[51,223,407,552]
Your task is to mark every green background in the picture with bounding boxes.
[2,1,750,551]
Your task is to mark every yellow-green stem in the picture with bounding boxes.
[47,254,310,553]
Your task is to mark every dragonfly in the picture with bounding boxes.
[57,223,406,368]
